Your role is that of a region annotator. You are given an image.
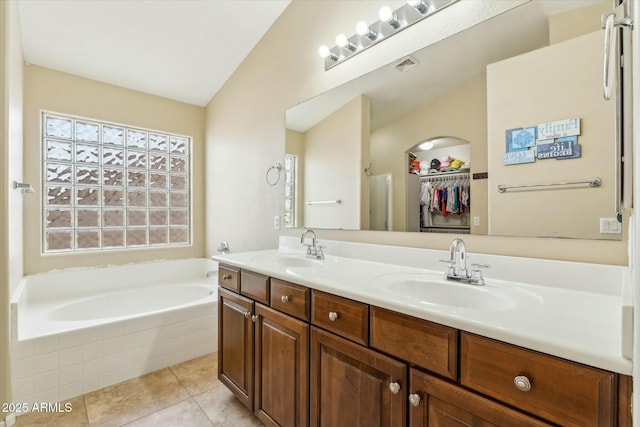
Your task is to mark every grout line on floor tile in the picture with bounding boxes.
[117,396,195,427]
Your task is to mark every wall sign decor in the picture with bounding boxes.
[504,149,536,165]
[556,135,581,159]
[537,117,580,139]
[506,127,536,152]
[537,139,573,159]
[504,127,536,165]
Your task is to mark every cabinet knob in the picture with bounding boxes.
[408,394,421,407]
[251,315,258,323]
[389,382,401,394]
[328,311,339,322]
[514,375,532,392]
[244,311,251,319]
[281,295,289,303]
[222,274,232,280]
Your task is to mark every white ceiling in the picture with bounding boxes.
[18,0,291,107]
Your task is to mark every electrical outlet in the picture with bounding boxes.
[600,218,621,234]
[473,216,480,227]
[274,215,281,230]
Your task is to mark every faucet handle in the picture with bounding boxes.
[470,263,490,270]
[439,259,455,275]
[470,263,490,285]
[316,245,325,259]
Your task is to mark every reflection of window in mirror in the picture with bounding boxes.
[284,154,297,228]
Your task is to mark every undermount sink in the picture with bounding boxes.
[378,274,518,311]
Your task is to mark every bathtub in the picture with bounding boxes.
[10,258,218,407]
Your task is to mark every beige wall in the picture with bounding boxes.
[208,0,625,265]
[550,1,610,44]
[23,66,206,274]
[303,95,369,229]
[370,77,488,234]
[488,31,617,240]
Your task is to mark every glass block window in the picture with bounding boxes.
[42,112,191,253]
[284,154,296,228]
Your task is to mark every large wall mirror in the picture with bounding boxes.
[286,0,626,240]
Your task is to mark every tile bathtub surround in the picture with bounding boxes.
[11,304,217,410]
[15,353,263,427]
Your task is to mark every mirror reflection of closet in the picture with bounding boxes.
[405,137,471,233]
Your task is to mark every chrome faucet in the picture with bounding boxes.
[449,238,467,277]
[441,238,489,286]
[300,229,324,259]
[217,240,230,254]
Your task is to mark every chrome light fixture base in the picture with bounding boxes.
[321,0,458,71]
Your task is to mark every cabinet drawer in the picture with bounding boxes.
[218,264,240,292]
[410,369,553,427]
[270,278,310,321]
[240,270,269,305]
[460,333,616,427]
[311,290,369,346]
[370,306,458,380]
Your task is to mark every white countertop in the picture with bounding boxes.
[212,237,633,375]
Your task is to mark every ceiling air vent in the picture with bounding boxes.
[394,55,418,73]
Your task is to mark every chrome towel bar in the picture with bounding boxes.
[497,177,602,193]
[306,200,342,205]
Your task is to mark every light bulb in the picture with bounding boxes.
[318,45,331,58]
[318,45,338,61]
[378,6,393,22]
[379,5,400,29]
[356,21,378,40]
[419,142,434,151]
[336,34,348,48]
[355,21,369,36]
[336,33,357,52]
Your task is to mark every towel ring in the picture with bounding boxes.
[266,163,282,186]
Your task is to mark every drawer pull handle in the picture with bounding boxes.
[281,295,290,303]
[244,311,251,319]
[389,382,401,395]
[222,274,232,280]
[514,375,531,392]
[328,311,339,322]
[408,394,421,407]
[251,315,258,323]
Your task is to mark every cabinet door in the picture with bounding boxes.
[409,369,553,427]
[255,303,309,427]
[218,287,254,410]
[310,326,406,427]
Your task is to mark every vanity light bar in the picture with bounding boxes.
[319,0,458,71]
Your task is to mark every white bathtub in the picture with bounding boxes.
[10,258,218,407]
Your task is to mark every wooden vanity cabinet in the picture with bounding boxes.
[218,265,632,427]
[310,326,407,427]
[254,303,309,427]
[218,265,310,427]
[218,287,255,410]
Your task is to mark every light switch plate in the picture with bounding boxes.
[600,218,621,234]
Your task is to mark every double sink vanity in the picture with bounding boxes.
[213,235,632,427]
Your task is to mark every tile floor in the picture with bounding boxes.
[15,353,264,427]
